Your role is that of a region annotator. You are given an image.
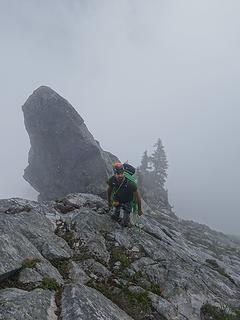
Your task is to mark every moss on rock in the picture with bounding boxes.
[41,277,60,291]
[201,303,240,320]
[22,258,41,269]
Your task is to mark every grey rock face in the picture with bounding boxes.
[22,86,118,201]
[61,284,134,320]
[0,198,69,282]
[148,292,180,320]
[80,259,112,279]
[18,260,64,287]
[34,260,64,285]
[68,261,90,284]
[18,268,43,285]
[0,288,57,320]
[67,199,118,263]
[0,216,42,280]
[1,193,240,320]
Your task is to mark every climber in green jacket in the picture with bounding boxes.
[107,162,143,227]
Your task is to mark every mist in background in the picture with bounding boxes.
[1,0,240,235]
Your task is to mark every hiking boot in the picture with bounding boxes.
[120,213,131,227]
[120,220,132,228]
[111,214,121,223]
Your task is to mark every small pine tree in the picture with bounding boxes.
[150,138,168,188]
[139,150,151,172]
[137,139,170,211]
[136,151,150,197]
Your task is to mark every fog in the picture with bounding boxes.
[1,0,240,235]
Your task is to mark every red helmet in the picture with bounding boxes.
[113,162,124,174]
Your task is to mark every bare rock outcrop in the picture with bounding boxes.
[0,288,57,320]
[61,284,134,320]
[1,195,240,319]
[22,86,118,201]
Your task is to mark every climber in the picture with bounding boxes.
[107,162,143,227]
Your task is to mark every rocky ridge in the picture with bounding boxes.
[0,194,240,320]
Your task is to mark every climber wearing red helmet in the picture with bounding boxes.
[107,162,143,227]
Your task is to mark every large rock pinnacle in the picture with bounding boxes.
[22,86,118,201]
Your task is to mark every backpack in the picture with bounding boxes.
[123,163,141,223]
[123,163,136,175]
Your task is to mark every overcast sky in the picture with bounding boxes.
[1,0,240,235]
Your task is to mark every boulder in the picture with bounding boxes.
[61,284,134,320]
[0,198,70,282]
[68,261,90,284]
[0,288,57,320]
[22,86,118,201]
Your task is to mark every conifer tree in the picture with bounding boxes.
[137,150,151,199]
[139,150,151,172]
[150,138,168,188]
[137,139,169,210]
